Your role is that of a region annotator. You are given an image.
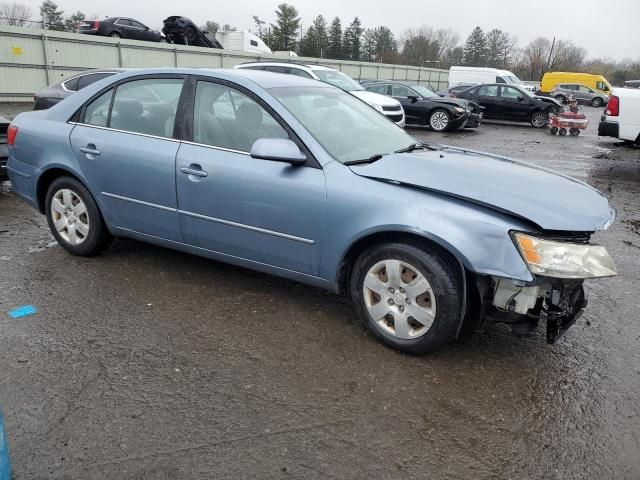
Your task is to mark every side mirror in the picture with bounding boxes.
[408,95,419,103]
[251,138,306,166]
[517,96,525,102]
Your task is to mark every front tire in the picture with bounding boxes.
[428,109,451,132]
[45,176,112,256]
[591,97,603,107]
[530,111,548,128]
[350,242,462,355]
[555,95,566,104]
[109,32,121,38]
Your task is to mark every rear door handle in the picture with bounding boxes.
[180,166,208,178]
[80,145,101,156]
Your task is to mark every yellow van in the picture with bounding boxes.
[541,72,613,95]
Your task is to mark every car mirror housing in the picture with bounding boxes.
[517,96,525,102]
[408,95,419,103]
[250,138,306,166]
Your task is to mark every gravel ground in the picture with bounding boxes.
[1,105,639,479]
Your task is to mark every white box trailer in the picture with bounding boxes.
[215,30,272,55]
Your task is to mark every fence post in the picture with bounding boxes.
[117,42,123,67]
[376,64,380,80]
[40,33,50,85]
[174,46,178,67]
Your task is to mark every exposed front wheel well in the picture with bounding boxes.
[36,168,85,214]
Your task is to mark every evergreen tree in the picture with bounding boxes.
[342,17,363,60]
[462,26,487,66]
[270,3,300,52]
[372,26,397,63]
[327,17,342,59]
[361,29,376,62]
[64,10,84,32]
[40,0,64,30]
[485,28,512,68]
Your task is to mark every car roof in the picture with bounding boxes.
[238,62,339,72]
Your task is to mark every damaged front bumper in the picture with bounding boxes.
[482,277,588,344]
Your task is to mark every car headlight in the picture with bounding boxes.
[453,106,465,113]
[513,232,617,279]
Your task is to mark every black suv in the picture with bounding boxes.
[364,80,482,131]
[79,17,165,42]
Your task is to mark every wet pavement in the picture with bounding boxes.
[1,106,639,479]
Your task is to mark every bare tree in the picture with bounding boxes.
[0,2,32,26]
[523,37,552,80]
[549,39,586,71]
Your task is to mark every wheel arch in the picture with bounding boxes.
[336,228,472,296]
[36,166,89,214]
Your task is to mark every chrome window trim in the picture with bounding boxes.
[100,192,315,244]
[68,122,181,143]
[180,140,251,156]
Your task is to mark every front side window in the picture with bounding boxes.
[496,76,506,84]
[193,81,288,152]
[411,85,438,98]
[391,85,412,97]
[500,86,521,99]
[270,86,415,164]
[578,85,593,93]
[84,89,113,127]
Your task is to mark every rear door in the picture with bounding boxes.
[475,85,500,118]
[175,78,325,275]
[69,75,186,241]
[114,19,133,38]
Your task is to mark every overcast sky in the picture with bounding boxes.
[22,0,640,61]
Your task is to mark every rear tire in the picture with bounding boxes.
[109,32,121,38]
[591,97,603,107]
[570,128,580,136]
[350,242,462,355]
[555,95,566,104]
[45,176,112,256]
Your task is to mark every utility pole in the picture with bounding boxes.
[544,36,556,79]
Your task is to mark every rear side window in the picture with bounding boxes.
[478,85,499,97]
[367,84,389,94]
[77,72,116,90]
[63,77,80,91]
[264,66,289,74]
[84,89,113,127]
[250,39,258,47]
[110,78,184,137]
[288,68,313,79]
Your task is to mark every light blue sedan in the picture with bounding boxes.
[7,68,617,354]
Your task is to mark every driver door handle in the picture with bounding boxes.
[180,166,208,178]
[80,145,101,156]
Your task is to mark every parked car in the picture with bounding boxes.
[162,16,222,48]
[236,62,405,127]
[549,84,608,107]
[624,80,640,89]
[7,69,617,354]
[79,17,165,42]
[33,69,126,111]
[455,84,562,128]
[599,88,640,144]
[0,116,8,181]
[540,72,613,96]
[364,80,483,131]
[449,66,536,92]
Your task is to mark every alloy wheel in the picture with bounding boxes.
[362,259,437,340]
[50,189,90,246]
[592,98,602,107]
[531,112,548,128]
[429,111,449,131]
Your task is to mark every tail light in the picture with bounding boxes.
[7,125,18,146]
[92,20,100,29]
[606,95,619,116]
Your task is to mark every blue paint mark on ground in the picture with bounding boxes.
[8,305,37,319]
[0,410,11,480]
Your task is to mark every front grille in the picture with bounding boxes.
[383,105,402,112]
[386,113,404,122]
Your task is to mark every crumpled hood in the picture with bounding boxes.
[348,146,615,232]
[429,97,469,108]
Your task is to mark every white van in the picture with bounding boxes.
[215,30,272,55]
[449,66,535,92]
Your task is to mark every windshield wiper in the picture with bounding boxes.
[343,154,384,166]
[395,142,437,153]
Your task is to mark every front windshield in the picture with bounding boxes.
[411,85,438,98]
[270,86,416,164]
[313,70,364,91]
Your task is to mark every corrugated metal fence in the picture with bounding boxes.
[0,25,449,102]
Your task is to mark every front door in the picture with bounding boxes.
[499,86,529,120]
[176,79,325,275]
[69,76,185,241]
[390,84,423,124]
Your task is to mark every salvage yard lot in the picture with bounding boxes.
[1,105,639,478]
